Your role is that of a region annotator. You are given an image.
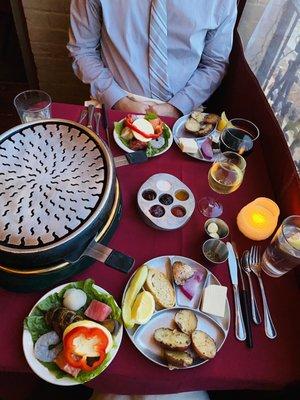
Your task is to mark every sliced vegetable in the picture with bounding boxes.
[84,300,112,322]
[201,138,213,159]
[122,264,148,328]
[55,351,81,377]
[125,115,161,140]
[63,289,87,311]
[179,270,204,300]
[63,320,112,371]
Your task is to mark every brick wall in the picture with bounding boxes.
[22,0,89,104]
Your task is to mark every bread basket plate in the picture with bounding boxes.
[23,282,123,386]
[122,255,230,369]
[173,115,221,163]
[113,117,173,157]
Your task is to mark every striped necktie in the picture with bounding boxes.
[148,0,172,101]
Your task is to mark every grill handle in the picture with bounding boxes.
[114,151,148,167]
[84,241,135,273]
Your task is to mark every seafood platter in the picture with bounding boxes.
[122,256,230,369]
[137,173,195,230]
[23,279,122,385]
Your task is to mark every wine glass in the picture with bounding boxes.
[208,152,246,194]
[198,152,246,217]
[220,118,259,156]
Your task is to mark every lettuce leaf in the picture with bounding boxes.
[144,112,157,121]
[114,120,124,136]
[24,279,121,382]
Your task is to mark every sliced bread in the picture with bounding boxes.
[154,328,191,351]
[165,350,193,367]
[172,261,194,286]
[174,309,197,335]
[185,117,201,133]
[145,269,175,309]
[191,330,216,359]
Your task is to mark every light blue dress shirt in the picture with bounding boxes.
[67,0,237,115]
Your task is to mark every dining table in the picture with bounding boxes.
[0,102,299,396]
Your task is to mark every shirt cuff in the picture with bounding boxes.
[168,92,195,116]
[101,81,127,109]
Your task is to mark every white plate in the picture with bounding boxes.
[113,118,173,157]
[122,255,230,369]
[23,283,123,386]
[172,115,221,162]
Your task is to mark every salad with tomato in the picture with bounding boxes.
[114,112,172,157]
[24,279,122,383]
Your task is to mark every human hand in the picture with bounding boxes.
[149,103,182,119]
[114,97,153,114]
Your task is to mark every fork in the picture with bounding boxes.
[242,250,261,325]
[249,246,277,339]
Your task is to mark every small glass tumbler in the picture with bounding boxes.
[14,90,52,123]
[261,215,300,277]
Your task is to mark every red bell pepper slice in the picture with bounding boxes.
[125,115,162,139]
[63,326,108,371]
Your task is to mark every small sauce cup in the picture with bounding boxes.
[202,239,229,264]
[204,218,229,240]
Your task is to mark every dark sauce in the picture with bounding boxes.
[142,190,157,201]
[159,194,174,205]
[149,205,165,218]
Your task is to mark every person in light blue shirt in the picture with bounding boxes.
[67,0,237,118]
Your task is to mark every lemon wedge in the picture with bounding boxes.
[287,232,300,250]
[131,290,155,325]
[217,111,234,131]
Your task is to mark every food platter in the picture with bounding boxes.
[172,115,221,162]
[113,116,173,157]
[122,256,230,369]
[23,282,123,386]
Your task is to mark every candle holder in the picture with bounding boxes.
[237,197,280,241]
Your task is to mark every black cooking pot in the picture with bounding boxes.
[0,119,144,291]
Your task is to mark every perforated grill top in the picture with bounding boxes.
[0,121,108,249]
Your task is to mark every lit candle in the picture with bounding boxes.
[237,197,280,241]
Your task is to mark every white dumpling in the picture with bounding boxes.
[63,288,87,311]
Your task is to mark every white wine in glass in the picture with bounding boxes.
[208,152,246,194]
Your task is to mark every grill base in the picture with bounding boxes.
[0,192,122,293]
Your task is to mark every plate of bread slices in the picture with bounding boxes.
[173,111,222,162]
[122,256,230,369]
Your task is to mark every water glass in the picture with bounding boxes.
[261,215,300,277]
[14,90,52,123]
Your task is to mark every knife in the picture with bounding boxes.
[102,103,111,149]
[227,242,246,341]
[232,243,253,348]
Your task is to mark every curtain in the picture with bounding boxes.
[238,0,300,173]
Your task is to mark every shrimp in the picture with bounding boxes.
[34,331,62,362]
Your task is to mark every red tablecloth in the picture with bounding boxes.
[0,103,299,395]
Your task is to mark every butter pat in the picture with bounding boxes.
[178,138,198,154]
[201,285,227,318]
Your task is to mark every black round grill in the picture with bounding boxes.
[0,121,109,250]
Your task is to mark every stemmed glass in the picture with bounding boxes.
[198,152,246,216]
[220,118,260,156]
